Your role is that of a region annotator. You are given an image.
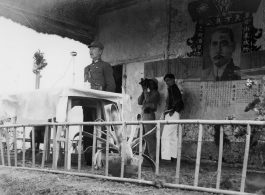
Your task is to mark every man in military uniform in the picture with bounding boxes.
[84,41,116,92]
[83,41,116,165]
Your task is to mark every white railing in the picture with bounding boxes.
[0,119,263,195]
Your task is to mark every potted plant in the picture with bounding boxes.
[74,104,156,177]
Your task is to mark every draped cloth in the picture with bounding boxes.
[0,86,130,122]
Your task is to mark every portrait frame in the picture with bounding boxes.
[187,12,262,57]
[202,23,242,71]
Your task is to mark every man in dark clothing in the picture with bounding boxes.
[83,41,116,165]
[161,74,184,162]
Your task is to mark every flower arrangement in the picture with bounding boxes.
[227,78,265,141]
[244,77,265,121]
[32,50,48,74]
[212,78,265,167]
[246,78,258,89]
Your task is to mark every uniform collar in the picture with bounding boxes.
[92,58,101,64]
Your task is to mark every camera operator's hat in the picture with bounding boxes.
[150,78,158,86]
[88,41,104,50]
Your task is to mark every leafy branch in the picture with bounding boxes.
[33,49,48,74]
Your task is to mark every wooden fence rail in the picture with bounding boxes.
[0,120,259,195]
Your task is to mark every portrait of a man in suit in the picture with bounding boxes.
[202,27,241,81]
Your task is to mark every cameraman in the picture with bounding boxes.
[138,78,160,161]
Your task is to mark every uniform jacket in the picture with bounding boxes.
[84,58,116,92]
[166,84,184,113]
[202,59,241,81]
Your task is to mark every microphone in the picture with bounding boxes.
[71,51,77,56]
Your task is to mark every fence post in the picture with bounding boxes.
[216,125,224,189]
[54,125,63,169]
[96,101,102,168]
[52,122,57,169]
[32,126,35,168]
[194,124,203,186]
[41,125,49,169]
[120,122,126,178]
[22,126,26,167]
[13,127,17,167]
[78,125,82,172]
[175,124,183,184]
[0,130,4,165]
[11,117,17,167]
[155,122,161,175]
[46,125,51,161]
[6,128,11,166]
[138,123,143,180]
[65,125,70,171]
[66,98,72,171]
[240,124,251,192]
[91,125,97,174]
[105,123,110,176]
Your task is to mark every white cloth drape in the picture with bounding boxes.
[0,86,131,122]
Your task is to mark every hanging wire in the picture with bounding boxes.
[0,4,34,29]
[19,11,34,29]
[52,58,73,88]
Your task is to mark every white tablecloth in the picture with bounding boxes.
[0,86,130,122]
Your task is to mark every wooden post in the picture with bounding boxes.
[52,121,57,169]
[46,125,51,161]
[120,123,126,178]
[22,127,26,167]
[105,123,110,176]
[35,73,41,89]
[216,125,224,189]
[65,125,70,171]
[41,125,49,169]
[96,101,102,168]
[91,125,97,174]
[101,101,109,176]
[78,125,82,172]
[240,124,251,192]
[54,125,63,169]
[11,116,17,167]
[0,130,5,165]
[155,122,161,175]
[138,123,143,180]
[13,127,17,167]
[32,126,35,168]
[194,124,203,186]
[66,98,72,171]
[175,124,183,184]
[6,128,11,166]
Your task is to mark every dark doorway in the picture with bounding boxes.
[112,65,123,93]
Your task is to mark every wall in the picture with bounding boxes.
[99,0,265,120]
[98,0,265,166]
[99,0,167,64]
[99,0,168,121]
[122,62,144,121]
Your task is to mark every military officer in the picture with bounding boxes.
[83,41,116,166]
[84,41,116,92]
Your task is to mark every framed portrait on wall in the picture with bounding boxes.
[202,23,242,81]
